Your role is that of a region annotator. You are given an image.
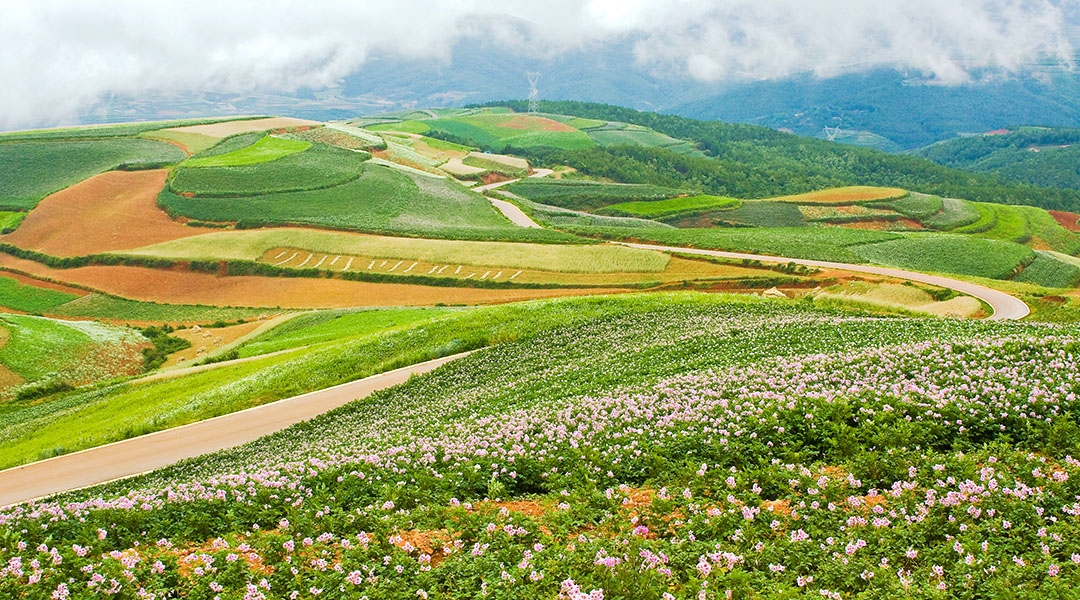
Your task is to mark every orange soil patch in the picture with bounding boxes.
[761,499,794,517]
[1,170,203,257]
[764,186,907,205]
[1050,210,1080,232]
[163,320,266,367]
[0,254,622,309]
[501,115,577,132]
[165,117,321,138]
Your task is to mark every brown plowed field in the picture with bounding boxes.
[1050,210,1080,232]
[0,254,620,308]
[2,170,202,257]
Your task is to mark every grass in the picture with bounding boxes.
[762,186,907,205]
[853,234,1035,279]
[1014,250,1080,288]
[598,194,740,219]
[0,276,78,312]
[235,307,459,358]
[0,314,145,393]
[923,197,982,230]
[954,203,1031,243]
[161,164,579,242]
[871,192,944,219]
[180,135,311,167]
[505,179,685,211]
[0,211,25,232]
[0,139,186,210]
[169,142,366,196]
[1019,206,1080,254]
[119,229,670,273]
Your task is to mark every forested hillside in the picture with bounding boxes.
[917,126,1080,190]
[473,101,1080,212]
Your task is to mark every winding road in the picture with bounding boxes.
[616,242,1029,321]
[0,352,470,507]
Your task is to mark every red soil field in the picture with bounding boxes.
[1049,210,1080,232]
[2,170,204,257]
[501,115,577,132]
[0,254,620,309]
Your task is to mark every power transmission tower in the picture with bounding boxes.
[823,125,842,142]
[526,71,541,113]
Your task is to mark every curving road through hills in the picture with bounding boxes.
[616,242,1030,321]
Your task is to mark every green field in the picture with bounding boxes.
[1014,250,1080,288]
[853,234,1035,279]
[180,135,311,167]
[235,307,459,358]
[169,142,366,196]
[0,139,186,210]
[706,200,808,227]
[46,294,271,323]
[0,211,25,232]
[572,224,900,262]
[0,314,146,396]
[871,192,944,219]
[162,163,580,241]
[370,111,597,151]
[0,117,261,142]
[505,178,685,211]
[120,229,669,273]
[923,197,982,230]
[599,194,739,218]
[585,123,687,148]
[0,276,78,312]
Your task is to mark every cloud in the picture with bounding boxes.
[0,0,1073,129]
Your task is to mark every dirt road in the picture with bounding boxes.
[0,352,470,507]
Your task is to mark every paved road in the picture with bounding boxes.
[0,352,470,507]
[617,242,1030,321]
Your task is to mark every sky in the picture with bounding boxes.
[0,0,1075,129]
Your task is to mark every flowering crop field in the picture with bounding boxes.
[2,293,1079,598]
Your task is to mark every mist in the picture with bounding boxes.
[0,0,1073,129]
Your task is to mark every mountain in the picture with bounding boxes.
[670,67,1080,151]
